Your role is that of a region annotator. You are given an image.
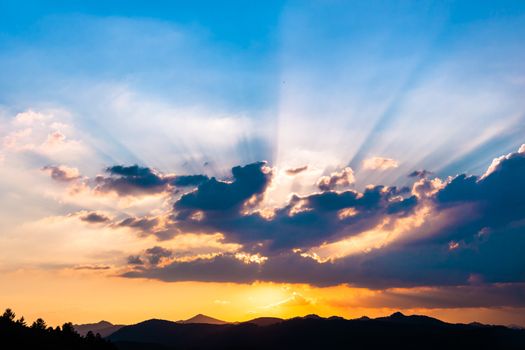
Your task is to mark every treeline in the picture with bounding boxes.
[0,308,115,349]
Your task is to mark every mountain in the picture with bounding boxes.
[109,312,525,350]
[109,319,228,348]
[178,314,228,325]
[74,320,125,337]
[242,317,283,326]
[509,324,525,330]
[375,311,446,326]
[1,316,115,349]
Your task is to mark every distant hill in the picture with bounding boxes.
[242,317,283,326]
[178,313,228,325]
[1,309,115,349]
[74,321,125,337]
[109,312,525,350]
[72,314,227,339]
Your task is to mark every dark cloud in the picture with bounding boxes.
[123,217,525,289]
[174,184,417,251]
[175,162,271,212]
[73,265,111,270]
[386,195,418,214]
[116,216,176,240]
[122,145,525,292]
[286,165,308,175]
[144,246,173,265]
[107,165,155,177]
[95,165,171,196]
[408,170,432,178]
[95,164,207,196]
[331,283,525,309]
[432,148,525,242]
[42,165,80,182]
[117,217,159,232]
[80,212,110,224]
[127,255,144,265]
[171,174,209,187]
[123,253,258,283]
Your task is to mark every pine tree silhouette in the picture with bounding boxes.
[0,308,115,349]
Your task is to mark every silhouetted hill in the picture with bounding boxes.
[178,313,227,324]
[0,309,115,349]
[4,307,525,350]
[375,311,446,325]
[242,317,283,326]
[109,312,525,350]
[74,321,125,337]
[110,319,227,348]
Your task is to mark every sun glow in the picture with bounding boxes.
[309,206,431,261]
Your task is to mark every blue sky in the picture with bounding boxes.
[1,1,525,326]
[2,1,525,180]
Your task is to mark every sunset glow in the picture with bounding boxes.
[1,1,525,331]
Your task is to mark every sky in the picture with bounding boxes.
[1,0,525,327]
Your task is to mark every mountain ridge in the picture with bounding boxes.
[107,312,525,349]
[177,313,227,325]
[73,320,125,338]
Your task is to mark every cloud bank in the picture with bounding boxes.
[42,144,525,308]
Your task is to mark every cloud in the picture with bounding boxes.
[173,183,417,252]
[481,144,525,180]
[329,283,525,309]
[408,170,432,178]
[175,162,271,212]
[95,165,173,196]
[362,157,399,171]
[94,164,209,197]
[123,253,260,283]
[42,165,81,182]
[112,215,178,241]
[73,265,111,270]
[12,110,48,125]
[117,216,160,232]
[44,131,66,147]
[79,211,111,224]
[121,145,525,291]
[285,165,308,175]
[123,234,242,266]
[1,110,91,164]
[127,255,144,265]
[144,246,173,265]
[171,174,210,187]
[316,167,355,191]
[261,291,313,309]
[119,251,376,286]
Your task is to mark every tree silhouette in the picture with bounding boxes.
[15,316,26,326]
[61,322,76,335]
[1,309,15,322]
[0,308,115,349]
[31,318,47,330]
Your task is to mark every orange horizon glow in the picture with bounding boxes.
[2,268,524,328]
[2,2,525,334]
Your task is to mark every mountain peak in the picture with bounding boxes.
[299,314,323,321]
[180,314,228,325]
[108,313,525,349]
[243,317,283,326]
[74,320,112,327]
[73,320,124,337]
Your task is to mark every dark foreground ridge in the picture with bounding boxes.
[2,308,525,350]
[108,312,525,350]
[74,320,125,338]
[0,309,115,349]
